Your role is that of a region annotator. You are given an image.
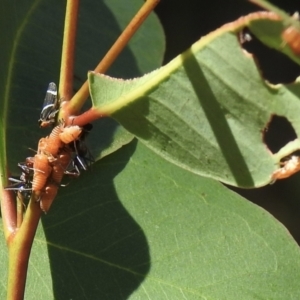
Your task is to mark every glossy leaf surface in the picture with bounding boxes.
[1,1,300,299]
[0,142,298,299]
[90,12,300,188]
[0,0,164,176]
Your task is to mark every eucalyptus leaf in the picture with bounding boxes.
[89,12,300,188]
[0,0,164,298]
[0,0,165,176]
[8,142,299,299]
[1,1,300,299]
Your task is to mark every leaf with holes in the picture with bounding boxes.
[89,11,300,188]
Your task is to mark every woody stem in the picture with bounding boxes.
[67,0,160,121]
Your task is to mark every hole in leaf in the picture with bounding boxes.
[239,28,300,84]
[263,115,297,153]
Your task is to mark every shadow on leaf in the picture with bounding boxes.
[42,140,150,299]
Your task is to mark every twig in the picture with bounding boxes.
[68,0,160,124]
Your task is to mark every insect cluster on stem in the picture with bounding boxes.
[5,83,94,213]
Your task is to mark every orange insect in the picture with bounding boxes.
[59,125,82,144]
[40,183,58,213]
[271,155,300,181]
[39,148,72,213]
[50,124,63,139]
[282,26,300,55]
[32,154,52,200]
[50,148,72,184]
[38,125,64,156]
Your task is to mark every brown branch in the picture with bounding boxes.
[59,0,79,102]
[16,192,24,229]
[70,107,105,127]
[5,1,80,298]
[6,199,42,300]
[1,189,17,240]
[67,0,161,122]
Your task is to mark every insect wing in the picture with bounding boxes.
[39,82,59,127]
[5,177,25,189]
[75,142,94,171]
[5,176,32,202]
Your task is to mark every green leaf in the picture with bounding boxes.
[2,2,300,299]
[0,0,164,297]
[89,12,300,188]
[0,142,297,299]
[0,0,165,176]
